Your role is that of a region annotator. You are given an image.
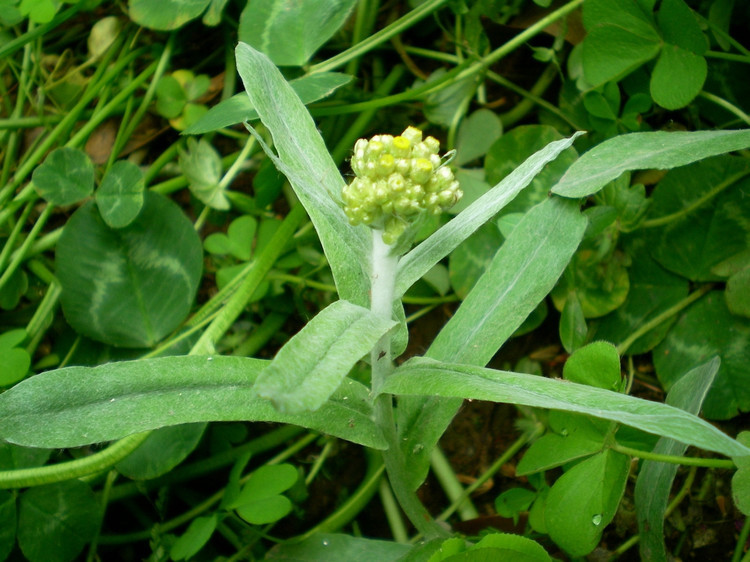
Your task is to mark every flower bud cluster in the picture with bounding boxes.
[342,126,462,245]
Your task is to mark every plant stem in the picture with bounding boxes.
[733,515,750,562]
[640,169,750,229]
[430,446,480,521]
[369,228,448,539]
[370,229,399,393]
[308,0,450,74]
[616,284,713,355]
[291,450,386,542]
[191,203,306,355]
[380,478,410,543]
[610,443,735,468]
[0,432,150,489]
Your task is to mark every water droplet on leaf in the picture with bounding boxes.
[592,514,602,526]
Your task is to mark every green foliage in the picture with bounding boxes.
[18,481,101,562]
[582,0,708,109]
[32,147,94,206]
[56,192,203,347]
[635,358,718,560]
[227,463,298,524]
[544,449,629,557]
[0,329,30,386]
[238,0,358,66]
[95,160,145,228]
[3,1,750,559]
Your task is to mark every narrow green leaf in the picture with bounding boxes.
[384,357,750,458]
[254,300,396,414]
[551,130,750,198]
[635,357,719,562]
[0,355,386,450]
[266,533,412,561]
[184,72,352,135]
[428,197,586,365]
[396,197,587,490]
[235,42,370,306]
[395,132,585,298]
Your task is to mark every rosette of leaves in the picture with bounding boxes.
[342,126,462,245]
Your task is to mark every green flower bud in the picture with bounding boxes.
[343,126,462,245]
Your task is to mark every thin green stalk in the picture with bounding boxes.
[0,3,83,60]
[25,279,62,356]
[87,470,118,562]
[99,433,319,544]
[610,443,734,468]
[192,203,307,354]
[430,446,479,521]
[0,432,150,489]
[380,478,410,543]
[0,200,33,274]
[310,0,583,118]
[734,516,750,562]
[616,284,713,355]
[345,0,380,78]
[231,312,288,357]
[305,438,335,486]
[106,425,302,503]
[641,168,750,229]
[699,91,750,127]
[107,34,175,167]
[704,50,750,64]
[309,0,450,74]
[437,425,542,522]
[0,204,52,294]
[0,31,34,186]
[290,450,386,542]
[217,134,257,191]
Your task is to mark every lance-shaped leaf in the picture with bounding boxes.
[255,300,396,414]
[635,357,719,562]
[0,355,386,450]
[184,72,352,135]
[396,197,587,489]
[552,130,750,198]
[235,43,370,307]
[384,357,750,458]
